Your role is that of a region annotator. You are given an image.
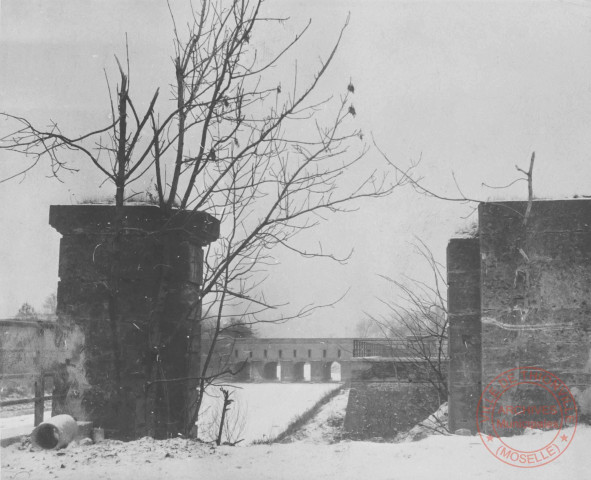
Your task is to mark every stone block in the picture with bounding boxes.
[344,381,441,440]
[49,205,219,440]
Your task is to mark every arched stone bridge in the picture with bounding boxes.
[204,337,422,383]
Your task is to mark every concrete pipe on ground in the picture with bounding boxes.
[31,414,79,449]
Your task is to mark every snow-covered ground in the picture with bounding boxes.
[281,387,349,444]
[197,383,341,443]
[0,384,340,446]
[0,409,52,442]
[2,425,589,479]
[3,385,590,479]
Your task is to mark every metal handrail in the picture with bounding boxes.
[352,338,445,358]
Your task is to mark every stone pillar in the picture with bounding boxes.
[280,361,295,382]
[292,362,304,381]
[50,205,219,440]
[310,361,325,382]
[322,362,333,381]
[479,200,591,432]
[447,237,481,434]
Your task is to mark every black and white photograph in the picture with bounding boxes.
[1,1,591,478]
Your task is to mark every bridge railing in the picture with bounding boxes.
[352,338,445,358]
[353,339,404,357]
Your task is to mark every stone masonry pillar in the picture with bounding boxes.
[310,361,325,382]
[479,200,591,433]
[447,237,481,434]
[50,205,219,440]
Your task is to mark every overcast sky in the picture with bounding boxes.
[2,0,591,336]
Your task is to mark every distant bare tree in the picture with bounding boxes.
[367,239,448,402]
[354,318,383,338]
[15,302,38,320]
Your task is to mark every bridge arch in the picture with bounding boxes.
[324,361,342,381]
[263,361,280,381]
[330,361,342,381]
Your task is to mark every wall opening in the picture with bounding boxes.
[329,361,342,382]
[303,362,311,381]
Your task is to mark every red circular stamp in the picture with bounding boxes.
[476,367,577,468]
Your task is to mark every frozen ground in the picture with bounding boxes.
[3,385,589,479]
[281,387,349,444]
[2,425,589,479]
[197,383,341,443]
[0,384,340,446]
[0,409,52,442]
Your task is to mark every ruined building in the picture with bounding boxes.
[448,200,591,433]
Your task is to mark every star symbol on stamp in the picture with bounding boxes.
[486,435,494,442]
[560,434,568,442]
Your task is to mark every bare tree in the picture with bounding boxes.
[1,0,408,437]
[364,144,536,404]
[200,386,246,445]
[373,137,537,221]
[367,239,448,403]
[354,318,378,338]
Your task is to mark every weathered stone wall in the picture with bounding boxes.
[344,381,441,439]
[349,358,443,382]
[447,237,481,433]
[447,200,591,434]
[479,200,591,430]
[50,205,219,439]
[343,358,445,439]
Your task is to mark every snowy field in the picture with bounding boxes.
[2,425,590,479]
[4,385,590,479]
[0,384,339,445]
[282,387,349,443]
[0,410,51,431]
[197,383,341,443]
[0,409,52,441]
